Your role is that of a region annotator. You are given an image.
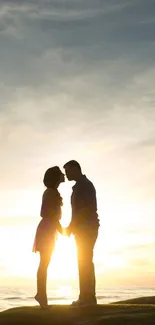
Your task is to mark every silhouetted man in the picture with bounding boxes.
[64,160,99,306]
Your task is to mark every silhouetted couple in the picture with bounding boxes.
[33,160,100,309]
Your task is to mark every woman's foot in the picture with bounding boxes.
[35,294,48,309]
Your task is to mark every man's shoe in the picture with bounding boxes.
[71,299,81,307]
[71,299,97,307]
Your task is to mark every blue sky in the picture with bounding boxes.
[0,0,155,286]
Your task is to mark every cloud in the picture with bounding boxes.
[0,1,143,19]
[0,0,154,92]
[112,242,155,254]
[0,0,155,198]
[131,258,153,267]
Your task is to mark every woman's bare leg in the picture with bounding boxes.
[35,250,51,308]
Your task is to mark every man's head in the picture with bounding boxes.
[63,160,82,181]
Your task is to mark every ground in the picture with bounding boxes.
[1,297,155,325]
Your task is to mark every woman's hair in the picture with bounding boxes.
[43,166,62,188]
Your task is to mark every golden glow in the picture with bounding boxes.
[105,255,125,269]
[4,226,78,281]
[0,199,154,286]
[56,285,73,296]
[48,234,78,279]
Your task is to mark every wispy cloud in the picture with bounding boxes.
[131,258,153,267]
[0,0,154,209]
[0,0,143,20]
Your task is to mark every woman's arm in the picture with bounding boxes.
[40,191,46,218]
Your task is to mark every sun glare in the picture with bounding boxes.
[48,234,78,279]
[5,225,78,282]
[106,255,125,269]
[1,200,130,286]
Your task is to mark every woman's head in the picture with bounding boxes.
[43,166,64,188]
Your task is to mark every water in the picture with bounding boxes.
[0,286,155,312]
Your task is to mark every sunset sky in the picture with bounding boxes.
[0,0,155,288]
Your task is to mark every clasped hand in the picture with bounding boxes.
[61,226,72,237]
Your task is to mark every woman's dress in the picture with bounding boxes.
[33,188,62,253]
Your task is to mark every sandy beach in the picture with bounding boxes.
[1,296,155,325]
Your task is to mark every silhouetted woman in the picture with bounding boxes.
[33,166,64,308]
